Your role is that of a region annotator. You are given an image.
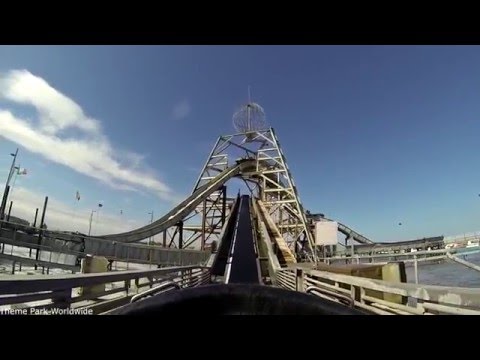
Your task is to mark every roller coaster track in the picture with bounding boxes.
[48,160,255,244]
[333,220,374,244]
[2,155,373,250]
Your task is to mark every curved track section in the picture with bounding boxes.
[52,161,254,244]
[326,218,374,244]
[337,223,373,244]
[37,161,252,244]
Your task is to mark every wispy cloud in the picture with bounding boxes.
[0,70,100,135]
[186,166,200,173]
[0,70,175,201]
[172,99,190,120]
[9,187,145,235]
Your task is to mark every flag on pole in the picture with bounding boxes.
[17,168,27,175]
[76,191,80,201]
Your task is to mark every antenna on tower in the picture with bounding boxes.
[247,86,252,131]
[232,87,267,137]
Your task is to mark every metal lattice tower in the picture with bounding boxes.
[88,100,317,261]
[186,102,316,261]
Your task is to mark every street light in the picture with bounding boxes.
[88,210,97,236]
[0,148,18,220]
[6,150,18,184]
[9,166,20,201]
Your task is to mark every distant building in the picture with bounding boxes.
[6,215,29,227]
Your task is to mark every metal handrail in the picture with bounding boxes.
[318,247,459,261]
[275,267,480,314]
[305,286,354,307]
[0,265,206,295]
[0,236,85,257]
[0,265,211,312]
[130,281,180,303]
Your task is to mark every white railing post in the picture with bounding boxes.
[414,255,419,284]
[360,287,366,304]
[350,284,357,302]
[296,268,305,292]
[187,268,192,287]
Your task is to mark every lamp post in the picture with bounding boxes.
[0,148,18,220]
[148,211,154,245]
[9,166,20,201]
[88,210,97,236]
[5,149,18,188]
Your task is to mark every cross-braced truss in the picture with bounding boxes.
[178,136,242,250]
[250,128,315,256]
[175,128,315,260]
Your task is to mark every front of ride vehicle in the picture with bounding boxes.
[107,284,369,315]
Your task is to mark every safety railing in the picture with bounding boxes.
[130,281,181,303]
[0,234,83,274]
[0,265,210,314]
[320,247,480,267]
[0,229,210,271]
[275,268,480,315]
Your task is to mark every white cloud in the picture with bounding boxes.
[0,70,100,135]
[172,99,190,120]
[0,70,175,201]
[8,187,145,235]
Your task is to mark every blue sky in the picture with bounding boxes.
[0,45,480,241]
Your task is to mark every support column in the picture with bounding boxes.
[29,208,39,257]
[178,221,184,249]
[350,238,355,265]
[0,185,10,222]
[345,236,349,264]
[201,199,206,250]
[221,185,227,225]
[33,208,39,227]
[35,196,48,270]
[6,201,13,221]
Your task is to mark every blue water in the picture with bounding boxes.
[405,252,480,288]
